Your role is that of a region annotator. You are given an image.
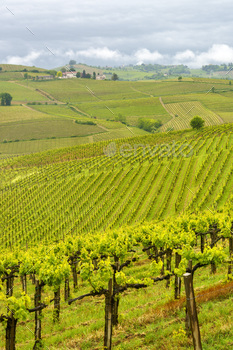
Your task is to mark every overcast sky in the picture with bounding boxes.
[1,0,233,68]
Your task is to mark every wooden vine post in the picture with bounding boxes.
[53,286,61,322]
[71,259,78,290]
[104,279,113,350]
[6,270,17,350]
[21,274,27,294]
[183,272,202,350]
[64,278,70,301]
[210,224,218,274]
[166,249,172,288]
[112,258,120,326]
[33,280,43,350]
[174,253,182,299]
[228,221,233,276]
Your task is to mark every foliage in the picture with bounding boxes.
[115,113,126,124]
[137,117,162,132]
[69,60,77,65]
[0,92,13,106]
[111,73,119,81]
[190,116,205,129]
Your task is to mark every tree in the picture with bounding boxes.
[190,116,205,130]
[115,114,126,124]
[111,73,119,81]
[56,71,63,78]
[137,118,162,132]
[0,67,2,72]
[82,70,86,78]
[178,76,182,81]
[24,73,28,79]
[0,93,13,106]
[93,72,96,80]
[61,67,66,73]
[76,72,81,78]
[69,60,76,65]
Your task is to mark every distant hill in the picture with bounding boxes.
[0,64,46,72]
[56,63,103,76]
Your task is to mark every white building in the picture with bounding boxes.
[62,72,77,79]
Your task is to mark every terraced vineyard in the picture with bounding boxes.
[161,101,223,131]
[1,123,233,248]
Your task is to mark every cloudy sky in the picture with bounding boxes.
[1,0,233,68]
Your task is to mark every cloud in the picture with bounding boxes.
[174,50,195,62]
[75,47,122,61]
[5,50,45,66]
[1,0,233,70]
[173,44,233,68]
[194,44,233,67]
[134,49,164,63]
[4,44,233,69]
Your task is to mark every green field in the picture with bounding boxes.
[0,76,233,155]
[0,122,233,350]
[1,123,233,245]
[0,82,49,102]
[76,96,171,124]
[161,101,223,131]
[0,105,51,123]
[0,259,231,350]
[0,119,104,142]
[0,65,233,350]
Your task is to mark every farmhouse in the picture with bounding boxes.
[96,74,106,80]
[62,72,77,79]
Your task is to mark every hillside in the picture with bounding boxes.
[1,123,232,248]
[0,67,233,350]
[0,64,46,72]
[0,76,233,158]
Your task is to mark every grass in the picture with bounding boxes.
[30,104,86,119]
[30,104,137,130]
[0,126,148,156]
[0,119,104,142]
[0,105,56,123]
[0,72,25,81]
[76,96,171,124]
[21,79,145,103]
[0,137,91,156]
[0,254,232,350]
[0,82,49,102]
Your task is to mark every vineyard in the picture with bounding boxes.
[0,69,233,349]
[160,101,223,131]
[0,123,233,249]
[1,76,233,157]
[0,205,232,349]
[0,82,49,103]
